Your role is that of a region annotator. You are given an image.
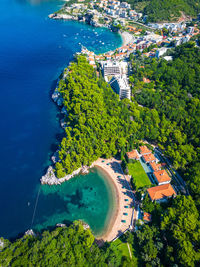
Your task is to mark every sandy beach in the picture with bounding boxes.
[120,31,135,46]
[93,158,135,242]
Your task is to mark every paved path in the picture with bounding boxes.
[127,243,132,259]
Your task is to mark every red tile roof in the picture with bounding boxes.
[143,212,151,222]
[154,170,171,184]
[126,150,139,160]
[143,77,151,83]
[149,162,161,172]
[140,146,151,155]
[143,153,156,163]
[147,184,176,201]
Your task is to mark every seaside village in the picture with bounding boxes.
[48,0,198,242]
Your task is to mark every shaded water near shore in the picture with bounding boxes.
[34,168,117,236]
[0,0,122,238]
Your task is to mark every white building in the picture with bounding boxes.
[101,61,121,76]
[110,75,131,99]
[101,61,131,100]
[120,2,131,9]
[156,47,168,58]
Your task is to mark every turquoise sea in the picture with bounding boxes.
[0,0,122,238]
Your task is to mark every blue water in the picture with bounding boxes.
[0,0,122,238]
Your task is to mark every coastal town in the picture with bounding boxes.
[1,0,200,266]
[50,0,200,100]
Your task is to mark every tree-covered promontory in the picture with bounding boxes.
[55,56,135,178]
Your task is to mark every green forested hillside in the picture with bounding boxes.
[127,195,200,266]
[55,56,134,178]
[0,221,132,266]
[127,0,200,22]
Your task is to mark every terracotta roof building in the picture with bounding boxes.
[147,184,176,202]
[126,149,139,160]
[140,146,151,155]
[143,212,151,223]
[149,162,161,172]
[142,153,156,163]
[153,170,171,185]
[143,77,151,83]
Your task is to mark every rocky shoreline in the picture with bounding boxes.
[49,12,105,28]
[40,64,94,185]
[41,166,87,185]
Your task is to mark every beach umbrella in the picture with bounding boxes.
[123,213,128,216]
[125,199,129,202]
[124,206,129,208]
[121,220,126,223]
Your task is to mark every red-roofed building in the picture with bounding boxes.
[153,170,171,185]
[126,149,139,160]
[143,212,151,223]
[143,77,151,83]
[149,162,161,172]
[140,146,151,155]
[142,153,156,163]
[147,184,176,202]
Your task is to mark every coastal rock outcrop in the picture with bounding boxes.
[51,150,60,164]
[81,221,90,230]
[52,89,64,106]
[52,90,60,102]
[24,229,36,237]
[60,118,67,129]
[56,223,66,227]
[41,165,93,185]
[0,238,5,250]
[49,13,73,20]
[41,166,82,185]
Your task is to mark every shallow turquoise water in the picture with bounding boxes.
[34,168,116,236]
[0,0,121,238]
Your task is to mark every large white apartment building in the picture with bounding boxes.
[102,61,121,76]
[110,75,131,99]
[101,61,131,100]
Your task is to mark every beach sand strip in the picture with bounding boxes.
[94,158,135,242]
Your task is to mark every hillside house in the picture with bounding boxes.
[126,149,139,161]
[153,169,171,185]
[140,146,151,155]
[142,153,156,163]
[147,184,176,202]
[149,162,161,172]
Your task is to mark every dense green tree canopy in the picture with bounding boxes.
[55,56,135,177]
[0,221,132,266]
[129,43,200,204]
[125,0,200,22]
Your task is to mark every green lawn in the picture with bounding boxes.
[111,239,130,258]
[128,161,151,189]
[111,239,138,266]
